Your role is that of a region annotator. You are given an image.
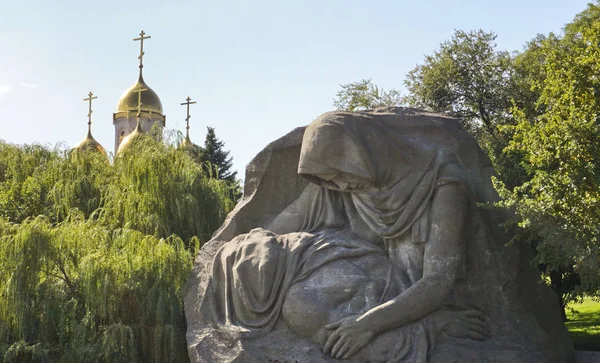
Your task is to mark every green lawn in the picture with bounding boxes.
[566,298,600,351]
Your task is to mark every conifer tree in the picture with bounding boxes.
[200,126,237,183]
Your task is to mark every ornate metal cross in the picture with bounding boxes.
[134,30,151,70]
[180,96,197,132]
[133,84,148,117]
[83,91,97,127]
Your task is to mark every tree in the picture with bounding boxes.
[0,143,60,223]
[333,79,402,111]
[497,3,600,302]
[200,126,237,183]
[0,138,235,362]
[404,30,513,141]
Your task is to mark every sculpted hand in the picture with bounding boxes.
[323,315,375,360]
[442,309,491,341]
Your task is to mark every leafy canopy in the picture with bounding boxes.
[333,79,402,111]
[404,30,513,138]
[497,3,600,296]
[0,137,233,362]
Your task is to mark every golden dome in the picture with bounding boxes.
[179,133,202,157]
[116,74,163,114]
[116,119,146,155]
[180,134,195,150]
[72,129,107,157]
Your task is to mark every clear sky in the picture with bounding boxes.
[0,0,593,179]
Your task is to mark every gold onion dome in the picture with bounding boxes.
[179,132,202,156]
[180,133,196,151]
[73,129,107,157]
[72,91,107,157]
[116,119,146,155]
[116,74,163,114]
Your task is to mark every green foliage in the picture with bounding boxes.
[198,127,241,203]
[333,79,402,111]
[200,127,237,183]
[0,143,112,224]
[52,151,112,222]
[105,136,232,244]
[0,138,234,362]
[0,143,60,223]
[404,30,513,138]
[496,2,600,297]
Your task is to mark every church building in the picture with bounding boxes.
[114,30,166,155]
[73,30,198,157]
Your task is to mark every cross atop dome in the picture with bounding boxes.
[72,91,107,157]
[134,30,151,76]
[84,91,97,130]
[180,96,198,152]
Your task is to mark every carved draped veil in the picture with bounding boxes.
[297,112,463,244]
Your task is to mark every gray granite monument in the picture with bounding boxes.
[184,108,574,362]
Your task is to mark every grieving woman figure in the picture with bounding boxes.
[185,109,574,363]
[285,114,487,360]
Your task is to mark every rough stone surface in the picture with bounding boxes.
[184,108,574,362]
[576,351,600,363]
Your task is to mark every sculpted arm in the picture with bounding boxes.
[362,182,467,331]
[324,181,468,358]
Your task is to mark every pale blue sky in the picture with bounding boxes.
[0,0,592,178]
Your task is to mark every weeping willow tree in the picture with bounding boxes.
[102,136,234,244]
[0,137,235,362]
[0,143,60,223]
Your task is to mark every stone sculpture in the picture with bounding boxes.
[185,108,574,362]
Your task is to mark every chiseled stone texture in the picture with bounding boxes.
[576,351,600,363]
[184,108,574,362]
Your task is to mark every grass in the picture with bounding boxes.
[566,298,600,351]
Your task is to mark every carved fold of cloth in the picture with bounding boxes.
[209,228,436,362]
[212,228,382,336]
